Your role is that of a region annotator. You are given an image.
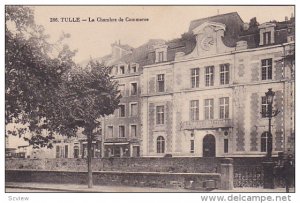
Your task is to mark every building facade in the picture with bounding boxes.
[140,12,295,157]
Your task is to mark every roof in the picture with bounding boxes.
[189,12,244,47]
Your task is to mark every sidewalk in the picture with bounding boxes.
[5,182,294,193]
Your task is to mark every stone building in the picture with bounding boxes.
[101,40,165,157]
[140,12,295,157]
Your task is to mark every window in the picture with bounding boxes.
[158,51,164,62]
[130,103,138,116]
[119,84,125,96]
[130,125,137,137]
[204,99,214,120]
[190,140,195,153]
[261,59,272,80]
[190,100,199,121]
[157,136,165,153]
[107,126,113,137]
[261,132,268,152]
[119,104,125,117]
[131,64,137,73]
[263,32,271,45]
[119,126,125,138]
[131,83,137,95]
[220,64,230,85]
[56,146,60,158]
[119,66,125,74]
[205,66,214,86]
[191,68,200,88]
[156,106,164,125]
[224,139,228,153]
[261,96,268,118]
[157,74,165,92]
[64,145,68,158]
[219,97,229,119]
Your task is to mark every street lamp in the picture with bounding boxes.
[261,88,280,189]
[264,88,280,159]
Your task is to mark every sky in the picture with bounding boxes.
[33,6,294,63]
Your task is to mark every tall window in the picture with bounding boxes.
[219,97,229,119]
[156,106,164,124]
[130,125,137,137]
[56,146,60,158]
[190,140,195,153]
[261,96,268,118]
[261,132,268,152]
[261,58,272,80]
[131,83,137,95]
[107,126,113,137]
[204,99,214,120]
[119,84,125,96]
[130,103,138,116]
[205,66,214,86]
[224,139,228,153]
[64,145,68,158]
[190,100,199,121]
[263,32,271,45]
[157,136,165,153]
[119,66,125,74]
[119,105,125,117]
[157,74,165,92]
[131,64,137,73]
[158,51,164,62]
[191,68,200,88]
[220,64,230,85]
[119,126,125,138]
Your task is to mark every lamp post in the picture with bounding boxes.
[264,88,280,159]
[261,88,280,189]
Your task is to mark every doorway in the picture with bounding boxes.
[203,134,216,157]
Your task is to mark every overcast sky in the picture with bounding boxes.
[33,6,294,63]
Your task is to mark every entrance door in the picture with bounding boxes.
[203,134,216,157]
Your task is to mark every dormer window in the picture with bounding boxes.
[119,65,125,74]
[258,23,276,46]
[263,32,271,45]
[130,63,138,73]
[154,44,168,63]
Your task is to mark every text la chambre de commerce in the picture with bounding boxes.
[50,17,149,23]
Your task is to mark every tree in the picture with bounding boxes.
[5,6,121,188]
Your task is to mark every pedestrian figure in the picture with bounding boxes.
[282,154,294,193]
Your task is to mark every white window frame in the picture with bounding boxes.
[129,102,138,117]
[190,100,199,121]
[119,125,125,138]
[205,66,214,86]
[157,74,165,92]
[156,105,165,125]
[261,58,272,80]
[118,104,126,117]
[130,124,137,138]
[204,99,214,120]
[130,82,138,96]
[191,68,200,88]
[220,64,230,85]
[219,97,229,119]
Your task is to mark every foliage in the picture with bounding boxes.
[5,6,120,148]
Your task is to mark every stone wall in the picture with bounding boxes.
[6,157,220,173]
[5,170,221,190]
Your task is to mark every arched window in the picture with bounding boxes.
[261,132,268,152]
[157,136,165,153]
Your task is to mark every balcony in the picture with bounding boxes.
[104,137,140,144]
[181,119,233,130]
